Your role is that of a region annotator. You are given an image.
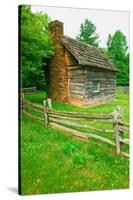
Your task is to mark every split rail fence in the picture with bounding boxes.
[22,86,37,94]
[21,96,129,158]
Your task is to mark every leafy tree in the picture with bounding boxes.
[20,5,53,89]
[107,30,129,86]
[76,19,100,47]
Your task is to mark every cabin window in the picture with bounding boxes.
[92,81,100,92]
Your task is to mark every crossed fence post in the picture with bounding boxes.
[43,99,52,126]
[113,106,123,155]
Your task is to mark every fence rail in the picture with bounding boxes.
[21,96,129,158]
[22,86,37,93]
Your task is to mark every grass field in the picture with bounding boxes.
[20,91,129,195]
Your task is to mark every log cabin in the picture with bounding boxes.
[44,20,117,106]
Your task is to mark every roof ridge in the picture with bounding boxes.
[62,35,94,48]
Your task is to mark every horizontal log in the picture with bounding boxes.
[70,87,84,91]
[68,73,85,78]
[50,122,88,139]
[70,79,84,83]
[22,110,44,122]
[93,119,114,124]
[49,117,114,134]
[48,114,114,124]
[49,122,115,146]
[86,74,115,78]
[22,87,37,92]
[24,105,44,114]
[70,90,83,95]
[119,137,129,145]
[118,120,129,127]
[49,114,87,121]
[69,82,84,87]
[23,99,43,110]
[70,85,84,91]
[120,151,129,158]
[68,66,83,70]
[85,79,115,83]
[119,126,129,133]
[86,67,116,73]
[48,110,113,119]
[22,87,36,90]
[68,69,85,73]
[86,70,115,75]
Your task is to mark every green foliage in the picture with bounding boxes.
[107,31,129,86]
[20,5,54,89]
[76,19,100,47]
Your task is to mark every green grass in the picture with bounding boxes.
[20,91,129,195]
[25,91,129,121]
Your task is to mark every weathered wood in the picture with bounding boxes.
[85,79,115,84]
[65,49,78,66]
[118,120,129,127]
[113,107,121,155]
[70,90,83,95]
[22,110,44,122]
[49,122,115,146]
[50,122,88,139]
[49,117,114,134]
[23,99,43,110]
[48,111,113,119]
[24,105,44,114]
[83,67,116,103]
[70,82,84,87]
[43,100,48,126]
[48,113,114,124]
[21,93,24,109]
[48,113,85,121]
[48,109,112,117]
[70,93,84,100]
[68,69,85,74]
[47,98,52,111]
[70,85,84,91]
[68,66,82,70]
[22,86,37,93]
[68,75,85,80]
[120,151,129,158]
[70,79,84,83]
[93,119,114,124]
[119,137,129,145]
[119,126,129,133]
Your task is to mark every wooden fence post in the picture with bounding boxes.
[43,100,48,126]
[21,93,24,110]
[47,98,52,111]
[113,106,123,155]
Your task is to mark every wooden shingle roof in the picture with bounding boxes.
[61,35,117,71]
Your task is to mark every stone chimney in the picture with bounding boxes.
[48,20,68,102]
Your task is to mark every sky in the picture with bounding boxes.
[31,5,129,48]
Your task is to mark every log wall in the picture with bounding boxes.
[67,65,85,103]
[66,57,116,105]
[84,67,116,104]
